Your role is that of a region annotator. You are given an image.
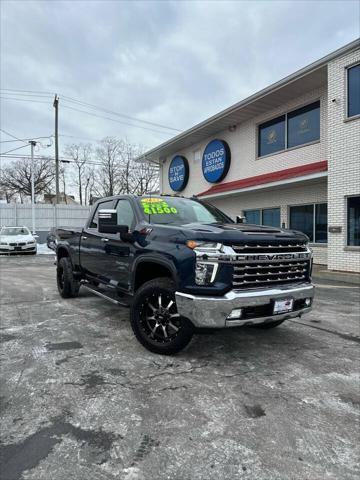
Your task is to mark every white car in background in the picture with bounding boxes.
[0,226,37,255]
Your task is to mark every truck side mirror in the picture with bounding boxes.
[98,209,129,235]
[236,215,246,224]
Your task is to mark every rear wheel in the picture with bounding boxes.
[57,257,80,298]
[252,319,285,329]
[130,278,194,355]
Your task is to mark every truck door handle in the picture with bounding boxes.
[101,238,109,242]
[82,236,87,240]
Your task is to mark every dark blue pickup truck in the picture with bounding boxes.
[55,195,314,354]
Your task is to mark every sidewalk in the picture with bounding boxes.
[313,264,360,285]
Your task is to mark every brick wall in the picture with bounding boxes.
[210,180,328,265]
[161,85,327,196]
[327,49,360,273]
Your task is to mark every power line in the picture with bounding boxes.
[61,95,180,132]
[0,144,30,155]
[0,128,28,143]
[0,88,54,95]
[61,104,175,136]
[0,153,159,169]
[0,134,54,144]
[1,89,181,133]
[0,96,50,105]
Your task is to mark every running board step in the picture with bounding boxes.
[82,284,129,307]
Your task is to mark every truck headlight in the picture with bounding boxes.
[0,242,7,245]
[187,241,222,285]
[195,262,218,285]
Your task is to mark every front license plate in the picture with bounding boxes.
[273,298,294,314]
[14,247,22,251]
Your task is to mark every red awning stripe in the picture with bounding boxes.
[198,161,328,197]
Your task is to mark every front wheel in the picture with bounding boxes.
[57,257,80,298]
[130,278,194,355]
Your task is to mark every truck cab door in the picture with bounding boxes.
[101,199,136,291]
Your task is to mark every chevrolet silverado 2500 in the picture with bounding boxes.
[55,195,314,354]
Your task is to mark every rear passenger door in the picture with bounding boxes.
[80,199,115,279]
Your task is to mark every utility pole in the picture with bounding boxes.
[30,141,36,234]
[53,94,60,204]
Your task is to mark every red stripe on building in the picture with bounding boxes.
[198,161,328,197]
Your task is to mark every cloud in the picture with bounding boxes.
[1,0,359,155]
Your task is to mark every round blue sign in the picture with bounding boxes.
[202,139,231,183]
[168,155,189,191]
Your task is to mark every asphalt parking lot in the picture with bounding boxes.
[0,256,359,480]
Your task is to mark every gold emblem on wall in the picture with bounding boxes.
[267,129,277,144]
[299,117,310,134]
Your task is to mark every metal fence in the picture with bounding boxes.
[0,204,91,242]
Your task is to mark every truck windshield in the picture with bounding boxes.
[138,197,234,225]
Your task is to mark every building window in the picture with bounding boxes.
[347,64,360,118]
[289,203,327,243]
[287,101,320,148]
[262,208,281,227]
[347,196,360,246]
[244,207,280,228]
[244,209,261,225]
[258,115,285,157]
[258,101,320,157]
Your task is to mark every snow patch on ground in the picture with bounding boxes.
[37,243,54,255]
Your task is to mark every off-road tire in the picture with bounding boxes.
[252,319,286,329]
[57,257,80,298]
[130,277,194,355]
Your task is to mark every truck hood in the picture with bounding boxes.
[151,222,308,244]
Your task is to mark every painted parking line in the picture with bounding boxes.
[314,283,359,289]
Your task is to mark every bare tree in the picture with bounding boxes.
[83,167,96,206]
[129,153,159,194]
[93,138,159,197]
[94,137,123,197]
[64,143,92,205]
[0,157,55,202]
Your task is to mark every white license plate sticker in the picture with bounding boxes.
[273,298,294,314]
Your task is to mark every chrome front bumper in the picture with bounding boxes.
[175,283,315,328]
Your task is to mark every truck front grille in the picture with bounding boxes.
[232,243,308,254]
[231,243,311,289]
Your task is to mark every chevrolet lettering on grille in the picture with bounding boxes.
[236,252,312,263]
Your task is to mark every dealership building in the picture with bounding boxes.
[143,39,360,273]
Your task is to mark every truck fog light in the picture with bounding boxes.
[305,298,312,306]
[227,308,243,319]
[195,262,217,285]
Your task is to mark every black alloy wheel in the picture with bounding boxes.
[130,278,194,355]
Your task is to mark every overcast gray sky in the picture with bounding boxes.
[1,0,359,157]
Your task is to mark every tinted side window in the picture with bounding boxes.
[116,200,135,230]
[89,200,114,228]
